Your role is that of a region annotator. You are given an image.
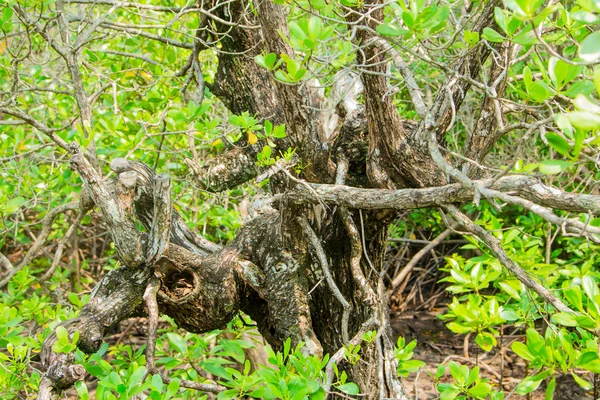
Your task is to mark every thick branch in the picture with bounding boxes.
[415,0,501,142]
[298,217,351,344]
[464,42,510,173]
[185,146,261,193]
[286,175,600,214]
[72,152,144,266]
[110,158,220,256]
[146,174,172,264]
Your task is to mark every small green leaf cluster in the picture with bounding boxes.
[395,336,425,377]
[435,362,502,400]
[512,327,600,397]
[0,267,86,398]
[377,1,449,39]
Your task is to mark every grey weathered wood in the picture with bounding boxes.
[146,174,172,265]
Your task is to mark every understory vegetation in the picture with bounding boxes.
[1,0,600,399]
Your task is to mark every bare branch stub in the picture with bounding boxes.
[116,170,138,220]
[71,152,145,267]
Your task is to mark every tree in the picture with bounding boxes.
[1,0,600,398]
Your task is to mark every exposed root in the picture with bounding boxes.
[143,277,161,375]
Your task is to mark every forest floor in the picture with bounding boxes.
[390,307,593,399]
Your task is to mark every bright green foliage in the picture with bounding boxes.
[435,362,502,400]
[439,295,504,352]
[395,336,425,377]
[511,327,600,397]
[1,0,600,397]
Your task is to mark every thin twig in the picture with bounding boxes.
[298,216,351,344]
[390,226,455,291]
[0,202,79,288]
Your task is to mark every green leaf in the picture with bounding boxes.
[272,124,286,138]
[439,388,461,400]
[563,80,596,98]
[275,70,292,83]
[466,365,480,386]
[166,333,188,355]
[55,326,69,342]
[529,80,554,102]
[571,10,600,24]
[294,68,307,81]
[568,111,600,130]
[255,53,278,70]
[545,377,556,400]
[469,382,492,398]
[594,68,600,96]
[265,53,279,69]
[580,359,600,374]
[150,374,163,392]
[436,364,446,379]
[482,27,505,42]
[494,8,508,35]
[554,113,574,139]
[512,341,535,361]
[127,366,147,391]
[165,378,180,400]
[513,30,537,46]
[537,160,571,175]
[289,22,307,41]
[573,94,600,114]
[579,31,600,63]
[0,7,13,30]
[516,374,544,395]
[583,275,599,299]
[545,133,571,158]
[500,308,519,321]
[475,332,497,352]
[5,197,25,214]
[549,57,581,90]
[572,373,593,390]
[376,23,408,37]
[75,381,90,400]
[308,16,323,39]
[498,281,522,300]
[551,312,578,326]
[448,362,468,385]
[446,322,474,334]
[574,315,598,329]
[336,382,359,395]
